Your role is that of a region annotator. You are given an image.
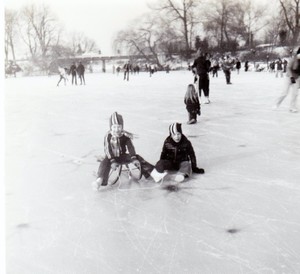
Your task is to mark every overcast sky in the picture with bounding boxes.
[4,0,154,55]
[4,0,275,56]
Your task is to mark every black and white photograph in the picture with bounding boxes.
[2,0,300,273]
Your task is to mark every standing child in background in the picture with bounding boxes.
[154,123,205,183]
[93,112,166,190]
[184,84,201,124]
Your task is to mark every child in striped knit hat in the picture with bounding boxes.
[154,123,204,183]
[93,112,166,190]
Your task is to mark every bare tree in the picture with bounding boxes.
[150,0,201,58]
[279,0,300,45]
[19,3,61,69]
[68,32,98,55]
[5,8,19,63]
[231,0,268,48]
[114,13,169,67]
[202,0,239,50]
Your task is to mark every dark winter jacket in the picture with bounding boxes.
[160,134,197,168]
[288,56,300,78]
[192,56,210,76]
[70,64,77,75]
[77,64,85,75]
[104,132,136,163]
[184,98,200,115]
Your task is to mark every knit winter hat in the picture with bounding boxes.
[109,112,123,128]
[169,123,182,135]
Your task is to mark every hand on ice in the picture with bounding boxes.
[192,167,205,174]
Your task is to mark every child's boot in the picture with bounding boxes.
[92,177,103,191]
[150,169,167,183]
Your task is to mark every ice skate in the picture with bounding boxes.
[204,97,210,104]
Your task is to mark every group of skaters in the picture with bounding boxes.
[191,48,300,113]
[120,62,166,81]
[57,61,86,87]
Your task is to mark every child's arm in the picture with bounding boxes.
[159,139,169,160]
[104,133,117,164]
[123,130,138,139]
[188,141,205,174]
[125,137,137,159]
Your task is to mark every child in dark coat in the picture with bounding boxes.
[184,84,201,124]
[155,123,204,183]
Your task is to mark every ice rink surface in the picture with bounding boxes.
[4,69,300,273]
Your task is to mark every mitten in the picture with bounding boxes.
[192,167,205,174]
[291,77,296,84]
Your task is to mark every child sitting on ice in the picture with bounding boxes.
[93,112,166,190]
[154,123,204,183]
[184,84,201,124]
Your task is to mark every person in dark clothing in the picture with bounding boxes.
[236,59,241,74]
[77,62,85,85]
[192,51,211,103]
[154,123,204,183]
[184,84,201,124]
[244,60,249,72]
[123,62,131,81]
[69,62,77,85]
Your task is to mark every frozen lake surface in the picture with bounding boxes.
[5,69,300,273]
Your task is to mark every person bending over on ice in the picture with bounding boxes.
[57,67,68,86]
[93,112,166,190]
[154,123,204,183]
[184,84,201,124]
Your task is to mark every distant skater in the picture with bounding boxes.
[274,48,300,113]
[57,67,68,87]
[123,62,131,81]
[77,62,85,85]
[222,55,235,84]
[70,62,77,85]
